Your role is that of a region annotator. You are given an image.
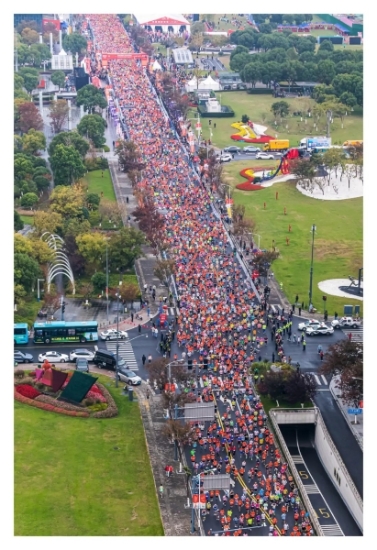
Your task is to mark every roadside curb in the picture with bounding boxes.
[329,377,363,451]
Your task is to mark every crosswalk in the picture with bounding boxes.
[321,524,344,536]
[342,329,363,343]
[168,307,180,317]
[307,372,331,388]
[105,341,139,370]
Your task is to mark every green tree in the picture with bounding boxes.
[14,74,24,90]
[33,211,63,236]
[22,129,46,155]
[29,43,51,65]
[19,67,39,93]
[50,185,85,218]
[48,131,90,158]
[318,39,334,52]
[91,272,107,293]
[14,210,24,231]
[14,253,41,291]
[316,59,336,85]
[86,193,101,211]
[14,154,34,183]
[230,45,249,59]
[63,32,87,54]
[76,232,107,272]
[271,100,290,118]
[50,144,86,185]
[51,70,66,90]
[241,62,262,88]
[108,227,146,272]
[76,84,107,114]
[77,114,107,148]
[20,192,39,209]
[229,52,252,72]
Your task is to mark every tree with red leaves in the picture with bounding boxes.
[18,102,44,133]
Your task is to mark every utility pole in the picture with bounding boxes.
[115,281,122,388]
[308,224,316,310]
[106,243,109,322]
[326,109,332,138]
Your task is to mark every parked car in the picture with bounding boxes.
[222,84,231,90]
[219,153,233,163]
[224,146,241,153]
[331,317,362,329]
[243,146,260,153]
[76,358,89,373]
[298,319,322,331]
[255,152,274,160]
[306,325,334,336]
[37,351,69,363]
[93,349,126,371]
[14,350,34,364]
[100,329,129,341]
[117,368,142,385]
[69,348,95,362]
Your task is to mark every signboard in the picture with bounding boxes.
[184,402,215,421]
[160,314,167,323]
[192,494,207,509]
[307,137,332,149]
[202,474,230,491]
[344,305,353,316]
[347,408,362,415]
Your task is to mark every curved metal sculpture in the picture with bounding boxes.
[41,232,76,295]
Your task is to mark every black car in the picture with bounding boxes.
[76,358,89,373]
[93,349,126,371]
[14,350,34,364]
[224,146,241,153]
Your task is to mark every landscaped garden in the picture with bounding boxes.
[14,369,163,536]
[82,168,116,202]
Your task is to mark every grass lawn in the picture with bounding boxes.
[19,214,34,225]
[192,91,362,152]
[260,395,313,415]
[14,375,164,536]
[222,163,363,315]
[82,169,116,202]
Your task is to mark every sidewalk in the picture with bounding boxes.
[329,375,363,450]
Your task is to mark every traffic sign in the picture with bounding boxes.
[160,314,167,323]
[347,408,362,415]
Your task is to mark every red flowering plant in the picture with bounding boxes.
[15,384,41,400]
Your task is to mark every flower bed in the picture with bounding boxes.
[15,388,90,417]
[16,384,41,400]
[236,166,274,191]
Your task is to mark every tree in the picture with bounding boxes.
[161,419,195,462]
[133,202,165,249]
[50,144,86,185]
[91,272,107,293]
[14,210,24,231]
[20,192,39,209]
[14,154,34,183]
[76,84,107,114]
[14,74,24,90]
[319,39,334,52]
[77,114,107,148]
[257,370,286,400]
[22,129,46,155]
[230,45,249,59]
[62,32,87,54]
[14,253,41,291]
[48,100,70,134]
[290,158,317,193]
[252,250,279,276]
[322,149,344,188]
[76,232,107,272]
[21,27,39,45]
[271,100,290,118]
[18,102,43,133]
[86,193,101,211]
[17,20,40,34]
[18,67,39,93]
[98,198,126,227]
[115,140,146,173]
[119,282,140,308]
[29,43,51,66]
[108,227,146,272]
[154,258,176,286]
[50,184,85,218]
[229,52,252,73]
[339,91,357,108]
[33,211,63,236]
[51,71,66,90]
[319,340,363,407]
[48,131,90,158]
[242,62,262,88]
[284,372,317,403]
[316,59,336,85]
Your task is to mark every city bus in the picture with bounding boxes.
[33,321,98,345]
[14,323,29,345]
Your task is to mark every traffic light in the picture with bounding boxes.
[188,358,193,370]
[62,302,66,313]
[203,357,208,370]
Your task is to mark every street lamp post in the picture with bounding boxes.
[37,278,45,301]
[115,281,122,388]
[106,243,109,322]
[308,224,316,310]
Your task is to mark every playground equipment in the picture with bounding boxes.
[230,121,274,144]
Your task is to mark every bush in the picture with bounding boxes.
[15,369,25,379]
[88,210,101,227]
[83,397,95,407]
[84,158,98,172]
[102,146,110,153]
[87,403,108,412]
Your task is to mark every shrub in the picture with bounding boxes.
[15,384,41,399]
[102,146,110,153]
[14,376,34,386]
[83,397,95,407]
[87,402,108,412]
[15,369,25,378]
[35,382,46,390]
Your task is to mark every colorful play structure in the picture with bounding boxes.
[236,149,300,191]
[230,121,275,144]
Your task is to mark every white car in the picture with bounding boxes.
[298,319,322,331]
[255,152,274,160]
[331,317,362,329]
[38,351,69,363]
[306,325,334,336]
[69,348,95,362]
[117,368,142,385]
[219,153,233,163]
[243,146,260,153]
[100,329,129,341]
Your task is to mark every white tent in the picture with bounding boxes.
[152,60,162,71]
[199,75,221,91]
[185,76,198,92]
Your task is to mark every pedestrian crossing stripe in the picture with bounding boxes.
[342,329,363,342]
[321,524,344,536]
[303,483,320,494]
[168,307,180,316]
[290,455,303,464]
[106,341,138,370]
[308,372,330,386]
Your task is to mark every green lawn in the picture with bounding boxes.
[82,169,116,202]
[19,214,34,225]
[222,164,363,315]
[193,92,362,151]
[14,375,163,536]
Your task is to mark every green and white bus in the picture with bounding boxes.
[33,321,98,345]
[14,323,29,345]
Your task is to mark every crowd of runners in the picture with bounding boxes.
[88,14,314,536]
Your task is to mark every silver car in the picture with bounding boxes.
[37,351,69,363]
[117,368,142,385]
[69,348,95,362]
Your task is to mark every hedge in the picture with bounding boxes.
[247,88,274,95]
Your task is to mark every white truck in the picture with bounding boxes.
[331,317,362,329]
[299,136,332,150]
